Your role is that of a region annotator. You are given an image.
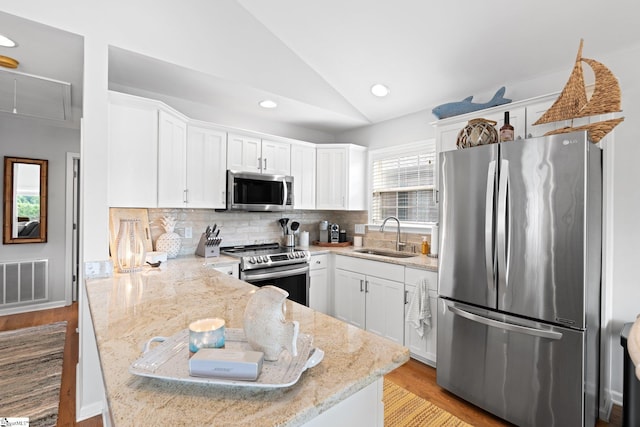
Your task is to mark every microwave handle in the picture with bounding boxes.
[282,177,288,207]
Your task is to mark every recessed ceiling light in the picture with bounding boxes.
[0,34,17,48]
[371,84,390,97]
[259,99,278,109]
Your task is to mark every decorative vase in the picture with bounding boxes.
[243,286,299,361]
[156,232,181,258]
[155,216,181,258]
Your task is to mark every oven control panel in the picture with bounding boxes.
[242,250,310,270]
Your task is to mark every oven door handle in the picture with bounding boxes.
[243,265,309,281]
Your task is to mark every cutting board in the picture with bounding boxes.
[109,208,154,256]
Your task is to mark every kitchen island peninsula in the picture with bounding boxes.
[85,256,409,426]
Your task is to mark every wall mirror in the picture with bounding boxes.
[3,157,48,244]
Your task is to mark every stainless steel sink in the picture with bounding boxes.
[353,248,417,258]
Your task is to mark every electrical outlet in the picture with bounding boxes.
[185,227,192,238]
[354,224,366,234]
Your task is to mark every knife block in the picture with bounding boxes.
[195,234,221,258]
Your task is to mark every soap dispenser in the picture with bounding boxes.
[421,236,429,255]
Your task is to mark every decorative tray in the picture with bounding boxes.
[312,241,352,247]
[129,328,324,389]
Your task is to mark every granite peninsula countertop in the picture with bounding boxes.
[85,256,409,426]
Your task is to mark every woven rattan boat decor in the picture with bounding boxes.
[534,39,624,143]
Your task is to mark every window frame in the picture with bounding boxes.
[367,139,438,232]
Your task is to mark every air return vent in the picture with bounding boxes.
[0,259,48,306]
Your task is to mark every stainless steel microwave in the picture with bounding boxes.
[226,170,294,211]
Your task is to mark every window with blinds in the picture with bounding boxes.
[370,140,438,225]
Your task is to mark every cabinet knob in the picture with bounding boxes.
[315,260,321,264]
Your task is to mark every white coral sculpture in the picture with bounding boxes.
[161,216,177,233]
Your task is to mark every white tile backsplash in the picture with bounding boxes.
[148,209,368,255]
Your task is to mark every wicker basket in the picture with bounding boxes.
[456,118,499,149]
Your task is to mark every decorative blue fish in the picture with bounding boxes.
[432,86,512,119]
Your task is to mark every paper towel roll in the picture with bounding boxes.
[299,231,309,248]
[430,224,439,256]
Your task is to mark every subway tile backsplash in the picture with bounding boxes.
[147,209,368,256]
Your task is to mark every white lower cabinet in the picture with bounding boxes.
[334,255,405,345]
[309,254,329,314]
[404,268,438,366]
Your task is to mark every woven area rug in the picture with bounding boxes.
[384,379,471,426]
[0,321,67,427]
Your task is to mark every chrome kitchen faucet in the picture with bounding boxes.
[380,216,405,252]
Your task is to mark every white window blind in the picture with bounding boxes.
[370,140,438,224]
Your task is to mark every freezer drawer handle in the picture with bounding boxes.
[448,305,563,340]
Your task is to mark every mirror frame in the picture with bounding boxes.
[3,156,48,244]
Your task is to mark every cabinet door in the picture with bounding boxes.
[108,101,158,208]
[334,268,365,329]
[365,276,405,345]
[436,121,464,154]
[404,285,438,366]
[262,139,291,175]
[309,268,328,314]
[316,148,346,209]
[227,133,261,172]
[157,110,187,207]
[186,126,227,209]
[291,143,316,210]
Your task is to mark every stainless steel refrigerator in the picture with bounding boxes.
[437,131,601,427]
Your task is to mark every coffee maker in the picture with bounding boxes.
[330,223,340,243]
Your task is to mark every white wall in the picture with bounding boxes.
[0,115,80,311]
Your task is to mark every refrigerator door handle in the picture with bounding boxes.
[448,305,563,340]
[485,160,497,291]
[497,159,509,289]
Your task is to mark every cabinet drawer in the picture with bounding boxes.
[213,264,239,277]
[405,267,437,291]
[310,254,328,270]
[335,255,404,282]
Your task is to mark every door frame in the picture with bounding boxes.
[65,152,80,303]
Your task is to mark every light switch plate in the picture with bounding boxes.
[354,224,366,234]
[185,227,193,238]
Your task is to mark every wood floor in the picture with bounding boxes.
[385,358,623,427]
[0,304,623,426]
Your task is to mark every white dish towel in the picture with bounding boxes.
[405,277,431,338]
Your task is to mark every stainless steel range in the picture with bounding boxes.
[222,243,310,306]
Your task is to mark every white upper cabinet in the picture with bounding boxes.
[316,144,366,210]
[290,141,316,210]
[227,133,291,175]
[227,132,262,173]
[158,119,228,209]
[107,93,159,208]
[261,139,291,175]
[185,124,227,209]
[157,110,188,208]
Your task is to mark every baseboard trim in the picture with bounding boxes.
[77,401,103,422]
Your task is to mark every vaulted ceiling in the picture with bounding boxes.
[1,1,639,134]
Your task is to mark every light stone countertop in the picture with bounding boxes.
[306,244,439,272]
[85,256,409,427]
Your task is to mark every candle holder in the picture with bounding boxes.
[115,218,147,273]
